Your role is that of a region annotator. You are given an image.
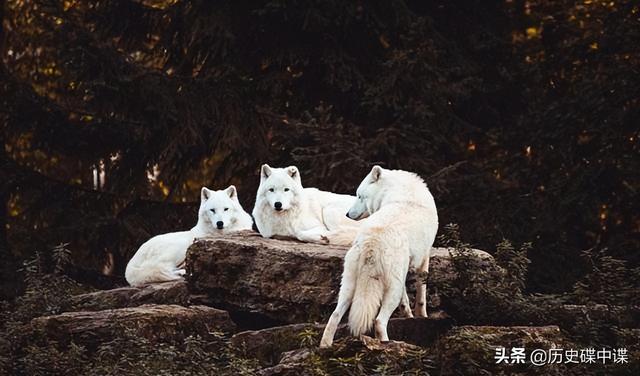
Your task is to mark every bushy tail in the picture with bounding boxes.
[348,247,384,336]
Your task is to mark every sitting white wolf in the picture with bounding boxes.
[252,164,359,246]
[125,185,253,286]
[320,166,438,347]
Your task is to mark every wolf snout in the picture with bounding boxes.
[216,221,224,229]
[274,202,283,210]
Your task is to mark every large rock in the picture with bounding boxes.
[66,281,189,312]
[232,323,330,366]
[24,304,236,351]
[231,316,453,366]
[257,335,433,376]
[186,231,494,323]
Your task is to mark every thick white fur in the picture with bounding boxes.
[125,185,253,286]
[320,166,438,347]
[252,164,359,245]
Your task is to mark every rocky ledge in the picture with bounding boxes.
[186,231,495,323]
[11,234,637,375]
[23,304,235,352]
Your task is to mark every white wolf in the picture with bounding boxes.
[252,164,359,246]
[320,166,438,347]
[125,185,253,287]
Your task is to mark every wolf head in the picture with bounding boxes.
[257,164,303,212]
[347,165,385,220]
[199,185,244,231]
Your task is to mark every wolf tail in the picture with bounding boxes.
[348,243,384,336]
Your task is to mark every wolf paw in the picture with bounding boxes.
[414,309,428,318]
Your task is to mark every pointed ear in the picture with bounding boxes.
[225,185,237,199]
[201,187,213,202]
[261,164,272,180]
[371,165,383,182]
[287,166,301,183]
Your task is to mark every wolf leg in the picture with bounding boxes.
[320,249,358,347]
[296,226,330,244]
[325,226,359,246]
[319,289,352,348]
[399,289,413,318]
[414,257,430,318]
[374,281,404,342]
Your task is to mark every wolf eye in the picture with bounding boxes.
[269,188,274,192]
[210,209,216,213]
[224,208,229,211]
[284,188,290,192]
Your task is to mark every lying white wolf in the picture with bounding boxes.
[252,164,359,246]
[125,185,253,286]
[320,166,439,347]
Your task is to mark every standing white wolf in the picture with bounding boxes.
[252,164,359,246]
[320,166,438,347]
[125,185,253,286]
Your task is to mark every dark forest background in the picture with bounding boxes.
[0,0,638,299]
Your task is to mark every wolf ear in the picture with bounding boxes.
[261,164,272,180]
[287,166,301,184]
[225,185,237,199]
[287,166,299,178]
[201,187,213,202]
[371,165,383,182]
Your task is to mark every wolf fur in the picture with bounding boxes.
[125,185,253,286]
[252,164,359,245]
[320,166,438,347]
